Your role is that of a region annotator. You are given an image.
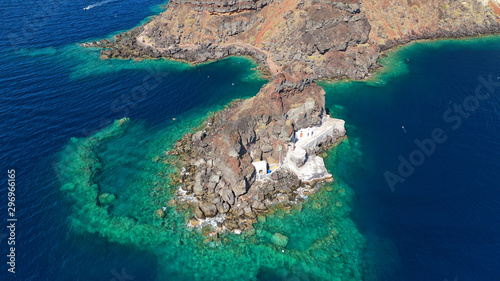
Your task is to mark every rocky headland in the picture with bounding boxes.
[166,67,346,232]
[85,0,500,233]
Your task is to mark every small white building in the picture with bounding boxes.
[294,127,316,140]
[252,161,269,180]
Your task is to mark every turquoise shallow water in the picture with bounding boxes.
[2,0,500,279]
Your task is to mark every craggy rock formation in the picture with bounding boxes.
[169,67,337,231]
[86,0,500,231]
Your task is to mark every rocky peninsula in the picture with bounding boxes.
[86,0,500,233]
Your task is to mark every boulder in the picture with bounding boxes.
[216,202,231,214]
[210,196,221,204]
[207,181,217,192]
[223,219,239,230]
[193,182,204,195]
[222,202,231,213]
[200,202,218,217]
[244,204,256,218]
[252,200,267,210]
[209,175,220,183]
[232,180,248,197]
[220,188,235,205]
[245,210,257,219]
[261,142,273,153]
[194,205,206,219]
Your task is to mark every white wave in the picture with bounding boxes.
[83,0,116,10]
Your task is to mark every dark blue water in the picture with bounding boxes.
[1,0,500,280]
[324,39,500,281]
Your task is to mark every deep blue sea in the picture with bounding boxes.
[1,0,500,280]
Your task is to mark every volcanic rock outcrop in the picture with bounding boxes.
[169,66,342,231]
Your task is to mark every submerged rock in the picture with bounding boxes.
[271,233,289,247]
[61,183,75,191]
[98,193,117,206]
[154,209,166,218]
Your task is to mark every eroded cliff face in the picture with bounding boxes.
[90,0,500,230]
[364,0,500,48]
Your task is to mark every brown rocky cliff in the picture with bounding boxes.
[166,69,327,230]
[182,68,325,209]
[364,0,500,49]
[101,0,380,79]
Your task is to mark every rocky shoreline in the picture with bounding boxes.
[82,0,500,234]
[164,90,345,234]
